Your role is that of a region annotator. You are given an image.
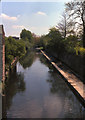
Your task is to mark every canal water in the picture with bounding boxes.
[3,51,85,118]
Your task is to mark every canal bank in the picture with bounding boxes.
[5,57,18,78]
[40,50,85,108]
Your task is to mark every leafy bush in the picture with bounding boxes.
[75,47,85,56]
[79,47,85,56]
[6,55,14,64]
[64,35,78,53]
[5,37,26,65]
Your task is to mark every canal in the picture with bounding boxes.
[3,51,85,118]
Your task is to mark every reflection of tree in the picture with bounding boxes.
[3,51,37,118]
[40,54,68,93]
[40,54,67,93]
[46,70,85,117]
[19,52,36,69]
[3,68,26,118]
[40,54,53,71]
[46,71,69,95]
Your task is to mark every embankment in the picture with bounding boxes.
[5,57,18,79]
[41,50,85,108]
[46,50,84,83]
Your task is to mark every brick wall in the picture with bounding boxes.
[0,25,5,82]
[0,34,3,81]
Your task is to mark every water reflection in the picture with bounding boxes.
[3,51,85,118]
[46,71,84,118]
[3,66,26,118]
[19,52,36,69]
[40,54,53,71]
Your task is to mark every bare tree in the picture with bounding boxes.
[56,13,67,38]
[57,12,75,38]
[65,0,85,47]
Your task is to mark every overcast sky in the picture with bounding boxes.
[0,0,71,37]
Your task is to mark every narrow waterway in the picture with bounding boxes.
[3,51,85,118]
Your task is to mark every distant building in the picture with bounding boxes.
[0,25,5,82]
[12,36,19,40]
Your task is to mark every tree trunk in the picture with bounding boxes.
[64,19,66,38]
[83,24,85,48]
[83,24,85,83]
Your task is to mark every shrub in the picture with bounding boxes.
[75,47,85,56]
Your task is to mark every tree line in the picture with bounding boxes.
[5,0,85,69]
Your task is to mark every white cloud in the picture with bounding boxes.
[17,15,21,18]
[28,26,49,35]
[37,11,47,16]
[12,25,25,29]
[0,13,17,21]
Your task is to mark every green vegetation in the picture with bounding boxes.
[20,29,33,50]
[36,27,84,57]
[5,36,26,65]
[5,29,35,70]
[75,47,85,56]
